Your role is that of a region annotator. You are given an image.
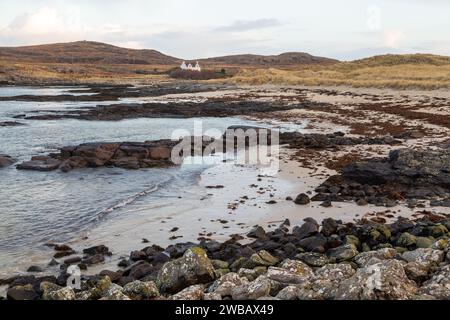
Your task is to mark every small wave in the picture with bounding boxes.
[92,171,179,221]
[94,185,159,221]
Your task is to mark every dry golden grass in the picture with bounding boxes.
[0,60,174,84]
[230,54,450,89]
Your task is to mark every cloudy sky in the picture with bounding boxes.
[0,0,449,60]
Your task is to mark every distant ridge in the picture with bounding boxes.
[0,41,338,67]
[198,52,338,66]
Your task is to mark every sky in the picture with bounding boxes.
[0,0,449,60]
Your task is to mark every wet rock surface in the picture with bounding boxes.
[280,131,401,149]
[16,139,186,172]
[17,100,299,121]
[2,214,449,300]
[313,148,450,206]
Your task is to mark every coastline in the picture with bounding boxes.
[1,83,449,300]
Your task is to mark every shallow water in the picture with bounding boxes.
[0,86,263,276]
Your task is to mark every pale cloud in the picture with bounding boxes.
[383,30,405,48]
[214,19,284,32]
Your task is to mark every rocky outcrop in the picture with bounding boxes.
[16,140,181,172]
[280,131,400,149]
[313,148,450,206]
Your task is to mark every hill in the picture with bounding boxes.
[0,41,181,65]
[199,52,338,67]
[350,53,450,67]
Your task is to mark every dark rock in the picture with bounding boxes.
[294,193,310,205]
[320,200,332,207]
[298,234,327,253]
[26,266,43,273]
[82,254,105,265]
[16,157,61,171]
[53,250,76,259]
[99,270,122,282]
[123,261,154,280]
[63,256,82,265]
[321,218,339,236]
[327,244,358,262]
[0,154,16,167]
[293,219,319,240]
[83,244,111,256]
[247,226,266,239]
[130,250,147,261]
[7,285,39,300]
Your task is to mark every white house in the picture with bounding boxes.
[180,61,201,72]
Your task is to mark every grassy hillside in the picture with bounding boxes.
[231,54,450,89]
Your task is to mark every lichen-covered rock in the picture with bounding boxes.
[156,247,214,294]
[208,272,248,297]
[170,284,205,300]
[237,267,266,281]
[211,260,229,270]
[335,260,417,300]
[327,244,358,262]
[231,276,271,300]
[296,252,330,267]
[404,262,430,283]
[354,248,397,267]
[397,232,417,248]
[86,275,113,300]
[279,259,314,279]
[266,266,312,284]
[275,285,301,300]
[311,263,356,299]
[418,265,450,299]
[101,284,131,300]
[123,280,159,300]
[401,248,444,268]
[249,250,279,267]
[43,287,75,300]
[432,238,449,251]
[40,281,62,299]
[203,292,222,300]
[416,237,434,249]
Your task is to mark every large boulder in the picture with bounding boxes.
[418,265,450,299]
[311,263,356,299]
[401,248,444,269]
[335,260,417,300]
[156,247,215,294]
